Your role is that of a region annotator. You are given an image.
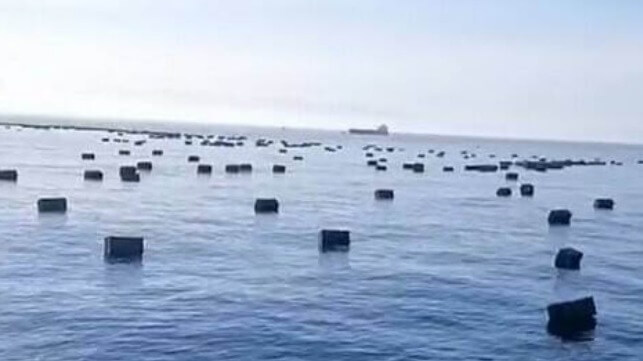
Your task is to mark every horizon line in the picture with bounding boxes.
[1,111,641,148]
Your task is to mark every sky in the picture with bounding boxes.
[0,0,642,142]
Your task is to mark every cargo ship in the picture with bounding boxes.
[348,124,389,136]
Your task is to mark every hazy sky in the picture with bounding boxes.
[1,0,642,142]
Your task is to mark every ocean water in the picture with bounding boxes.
[0,119,642,360]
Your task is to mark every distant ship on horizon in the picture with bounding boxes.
[348,124,389,136]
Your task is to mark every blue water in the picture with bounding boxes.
[1,120,642,360]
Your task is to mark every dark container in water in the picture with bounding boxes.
[272,165,286,174]
[84,170,103,181]
[496,187,512,197]
[413,163,425,173]
[367,160,378,167]
[104,236,144,261]
[37,197,67,213]
[376,165,387,171]
[547,297,597,337]
[118,150,130,156]
[0,169,18,182]
[81,153,95,160]
[465,164,499,172]
[375,189,394,200]
[520,184,535,197]
[443,166,455,172]
[188,155,200,162]
[225,164,240,173]
[555,247,583,270]
[319,230,350,253]
[119,166,140,182]
[548,209,572,226]
[197,164,212,174]
[293,156,304,161]
[594,198,614,210]
[136,161,153,171]
[254,198,279,213]
[152,149,163,156]
[239,164,253,173]
[505,172,519,181]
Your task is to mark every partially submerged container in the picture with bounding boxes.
[0,169,18,182]
[555,247,583,270]
[374,189,394,200]
[505,172,519,181]
[225,164,240,173]
[272,165,286,174]
[520,184,535,197]
[593,198,614,210]
[254,198,279,213]
[319,230,350,253]
[547,297,597,338]
[465,164,499,172]
[37,197,67,213]
[136,161,153,171]
[239,164,253,173]
[120,166,140,182]
[104,236,144,262]
[84,170,103,181]
[197,164,212,174]
[548,209,572,226]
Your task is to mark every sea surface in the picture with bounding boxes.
[1,118,642,360]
